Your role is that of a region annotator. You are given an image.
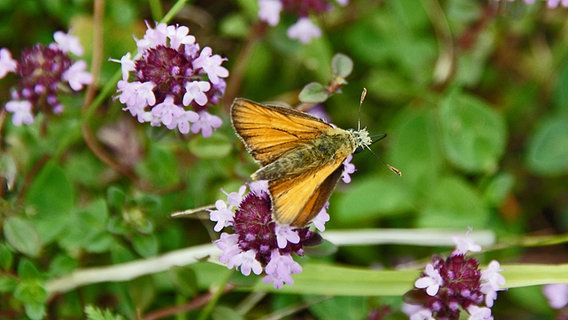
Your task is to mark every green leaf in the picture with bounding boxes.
[252,263,417,295]
[48,254,78,277]
[25,303,46,320]
[58,199,111,253]
[553,56,568,114]
[0,153,17,191]
[502,263,568,288]
[219,13,249,38]
[365,69,415,103]
[506,286,553,315]
[439,91,506,173]
[14,280,48,305]
[482,172,515,206]
[110,243,136,264]
[332,53,353,78]
[172,267,198,297]
[526,114,568,175]
[388,108,443,189]
[136,144,179,187]
[189,132,232,159]
[0,275,17,293]
[418,176,489,228]
[334,176,414,224]
[4,217,41,257]
[85,305,126,320]
[25,162,74,243]
[85,233,115,253]
[127,276,155,312]
[308,296,368,320]
[299,82,328,103]
[17,259,41,279]
[0,243,13,270]
[107,186,126,212]
[132,233,159,258]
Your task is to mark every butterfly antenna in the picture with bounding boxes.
[358,88,367,131]
[357,88,401,176]
[364,146,402,176]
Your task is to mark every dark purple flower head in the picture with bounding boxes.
[209,181,327,289]
[281,0,331,16]
[403,234,505,320]
[1,31,92,126]
[113,23,228,136]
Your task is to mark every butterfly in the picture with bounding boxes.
[230,97,378,227]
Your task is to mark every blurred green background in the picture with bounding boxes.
[1,0,568,319]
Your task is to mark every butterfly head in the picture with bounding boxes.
[349,128,372,151]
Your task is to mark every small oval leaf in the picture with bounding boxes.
[332,53,354,78]
[526,115,568,176]
[4,217,41,257]
[439,91,506,173]
[299,82,328,103]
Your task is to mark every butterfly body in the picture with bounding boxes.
[252,128,355,181]
[231,98,371,227]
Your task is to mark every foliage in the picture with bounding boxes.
[1,0,568,319]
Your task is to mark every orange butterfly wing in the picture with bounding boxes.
[230,98,332,166]
[269,157,345,226]
[231,98,349,226]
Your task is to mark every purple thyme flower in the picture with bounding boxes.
[1,31,92,126]
[257,0,349,43]
[341,154,356,183]
[480,261,506,307]
[210,180,326,289]
[543,284,568,309]
[545,0,568,7]
[404,234,505,320]
[5,100,33,126]
[452,229,482,255]
[415,263,444,296]
[112,22,228,136]
[287,17,322,44]
[0,48,17,78]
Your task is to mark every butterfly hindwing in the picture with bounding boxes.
[269,157,345,226]
[231,98,332,166]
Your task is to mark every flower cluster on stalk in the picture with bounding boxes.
[403,234,506,320]
[113,22,228,137]
[0,31,92,126]
[209,158,355,288]
[257,0,349,43]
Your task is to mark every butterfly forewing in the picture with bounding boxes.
[231,98,332,166]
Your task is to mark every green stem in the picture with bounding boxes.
[148,0,164,21]
[162,0,191,23]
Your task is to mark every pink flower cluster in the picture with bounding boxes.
[209,181,330,289]
[114,23,228,137]
[403,234,506,320]
[0,31,92,126]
